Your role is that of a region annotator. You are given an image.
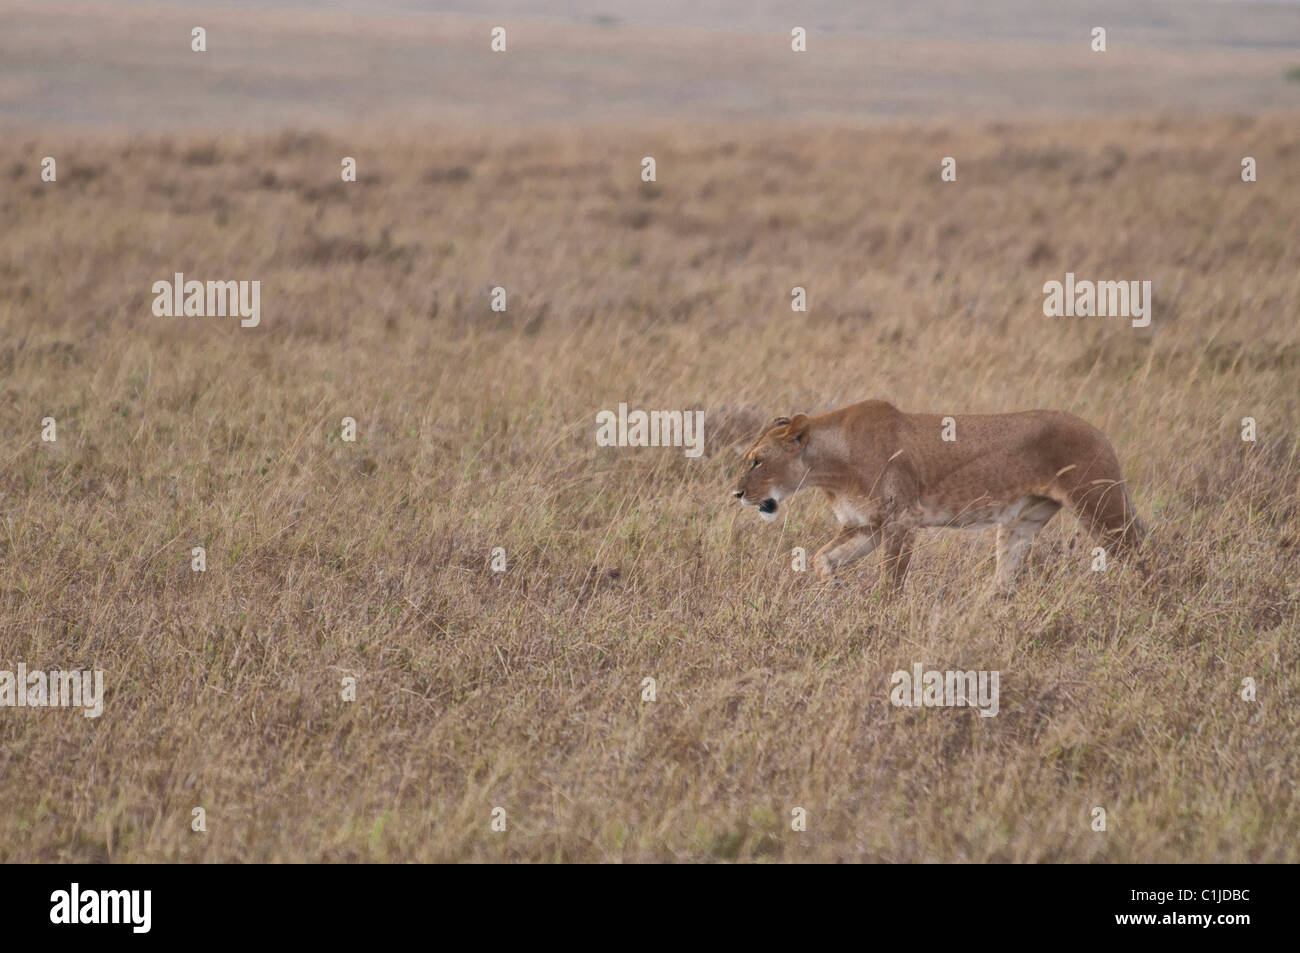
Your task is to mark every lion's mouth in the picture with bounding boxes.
[758,498,778,515]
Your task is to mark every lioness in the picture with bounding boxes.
[732,400,1145,593]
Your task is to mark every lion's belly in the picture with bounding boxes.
[918,495,1033,530]
[829,486,1049,532]
[830,496,880,527]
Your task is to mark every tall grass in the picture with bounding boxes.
[0,117,1296,861]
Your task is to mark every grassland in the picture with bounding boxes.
[0,116,1297,861]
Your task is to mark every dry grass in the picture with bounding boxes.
[0,116,1297,862]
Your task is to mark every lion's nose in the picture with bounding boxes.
[732,490,743,499]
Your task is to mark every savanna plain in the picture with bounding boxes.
[0,115,1297,861]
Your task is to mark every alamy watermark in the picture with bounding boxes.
[152,273,260,327]
[50,883,150,933]
[0,665,104,718]
[595,403,704,458]
[1043,272,1150,328]
[890,664,999,717]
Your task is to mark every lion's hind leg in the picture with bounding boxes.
[1062,477,1147,573]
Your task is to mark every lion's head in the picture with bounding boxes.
[731,414,811,521]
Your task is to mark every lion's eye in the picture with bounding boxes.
[751,458,760,469]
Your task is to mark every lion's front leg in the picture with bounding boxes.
[813,526,882,583]
[881,524,918,593]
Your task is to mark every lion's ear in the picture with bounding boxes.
[759,416,791,438]
[783,413,811,449]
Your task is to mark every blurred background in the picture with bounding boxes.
[3,0,1298,131]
